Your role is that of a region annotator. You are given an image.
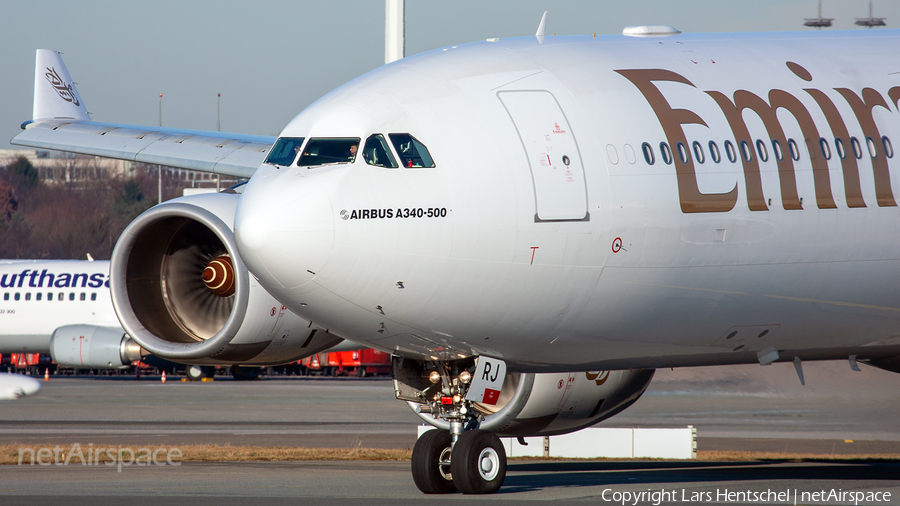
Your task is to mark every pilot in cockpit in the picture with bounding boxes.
[347,142,358,162]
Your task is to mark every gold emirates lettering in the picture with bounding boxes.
[616,62,900,213]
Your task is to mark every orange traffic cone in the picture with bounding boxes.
[44,368,49,381]
[161,371,167,383]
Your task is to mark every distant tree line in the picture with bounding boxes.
[0,155,188,260]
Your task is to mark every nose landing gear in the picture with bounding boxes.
[396,356,511,494]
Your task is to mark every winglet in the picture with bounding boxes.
[535,11,548,43]
[32,49,90,124]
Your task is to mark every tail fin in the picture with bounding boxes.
[32,49,90,123]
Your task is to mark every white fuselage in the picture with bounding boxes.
[0,260,119,353]
[234,30,900,372]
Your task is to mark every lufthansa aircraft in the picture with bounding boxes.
[0,259,140,369]
[12,24,900,493]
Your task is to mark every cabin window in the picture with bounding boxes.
[660,142,673,165]
[724,140,737,163]
[388,134,435,168]
[2,293,7,301]
[867,136,878,158]
[772,140,784,162]
[80,293,86,301]
[641,142,655,165]
[835,138,847,160]
[708,141,721,163]
[69,293,75,301]
[36,293,42,301]
[47,292,53,301]
[25,292,31,301]
[362,134,398,168]
[819,138,832,160]
[740,140,753,162]
[788,139,800,161]
[692,141,705,164]
[756,140,768,162]
[883,136,894,158]
[851,137,863,159]
[58,292,64,301]
[676,142,689,164]
[14,293,20,301]
[299,138,361,166]
[264,137,305,166]
[91,293,97,301]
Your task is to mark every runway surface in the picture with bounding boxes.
[2,360,899,504]
[3,459,900,505]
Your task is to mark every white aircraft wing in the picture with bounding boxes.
[10,49,273,178]
[12,120,274,178]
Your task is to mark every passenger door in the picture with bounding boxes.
[498,90,589,222]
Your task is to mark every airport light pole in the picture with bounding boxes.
[385,0,405,64]
[158,93,163,204]
[217,93,221,192]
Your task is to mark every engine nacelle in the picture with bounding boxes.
[110,192,341,365]
[50,324,144,369]
[398,359,654,437]
[486,369,654,436]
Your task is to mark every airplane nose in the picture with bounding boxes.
[235,170,335,289]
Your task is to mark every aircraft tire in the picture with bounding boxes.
[411,429,457,494]
[186,365,204,381]
[450,429,506,494]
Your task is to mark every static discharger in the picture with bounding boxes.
[793,357,806,386]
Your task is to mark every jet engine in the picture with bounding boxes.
[110,191,341,365]
[49,325,144,369]
[395,358,654,437]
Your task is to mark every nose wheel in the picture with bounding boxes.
[411,429,456,494]
[450,429,507,494]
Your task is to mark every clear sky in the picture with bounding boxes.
[2,0,899,146]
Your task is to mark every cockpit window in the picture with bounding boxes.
[298,138,361,166]
[388,134,435,168]
[362,134,398,168]
[264,137,305,166]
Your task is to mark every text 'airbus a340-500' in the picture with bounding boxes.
[13,20,900,493]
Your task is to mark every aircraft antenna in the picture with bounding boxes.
[536,11,548,43]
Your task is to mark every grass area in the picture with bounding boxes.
[3,444,899,465]
[1,444,410,465]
